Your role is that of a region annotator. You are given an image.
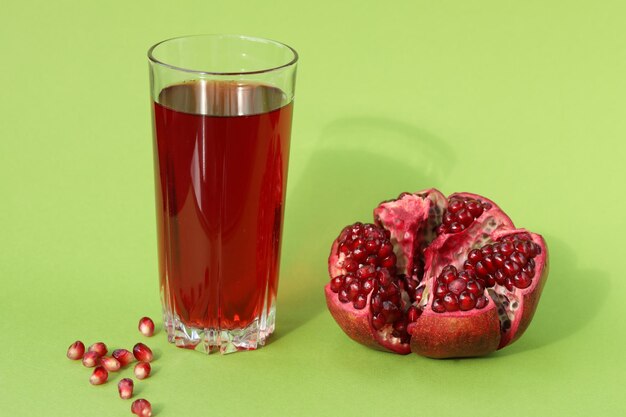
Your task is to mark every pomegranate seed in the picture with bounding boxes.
[504,278,514,291]
[483,256,496,273]
[443,293,459,311]
[133,343,153,362]
[503,260,520,277]
[118,378,134,399]
[112,349,134,367]
[467,249,482,264]
[378,242,393,258]
[89,366,108,385]
[499,241,514,256]
[356,265,375,279]
[365,255,378,265]
[134,362,151,380]
[101,356,121,372]
[475,296,489,309]
[344,275,355,286]
[338,289,349,302]
[466,280,483,296]
[361,279,374,294]
[67,341,85,360]
[380,253,396,268]
[138,317,156,337]
[377,269,393,286]
[370,294,382,313]
[330,276,344,292]
[459,291,476,311]
[494,270,507,285]
[365,239,380,254]
[481,245,494,256]
[485,274,496,287]
[492,253,505,268]
[435,282,447,298]
[344,259,358,272]
[449,222,464,233]
[407,306,421,322]
[448,279,466,295]
[131,399,152,417]
[352,247,367,262]
[353,295,367,309]
[510,251,528,267]
[440,267,457,284]
[513,271,532,289]
[82,351,100,368]
[466,200,483,217]
[347,282,360,301]
[371,313,385,330]
[432,298,446,313]
[522,263,535,278]
[474,261,488,277]
[88,342,108,357]
[456,209,473,227]
[448,199,464,214]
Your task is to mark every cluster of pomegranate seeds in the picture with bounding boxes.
[65,316,157,415]
[432,234,541,313]
[464,234,542,291]
[437,197,491,234]
[330,223,413,342]
[431,266,489,313]
[330,223,396,309]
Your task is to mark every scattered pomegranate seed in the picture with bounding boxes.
[89,366,108,385]
[66,341,85,360]
[131,399,152,417]
[134,362,151,380]
[138,317,155,337]
[133,343,153,362]
[88,342,108,357]
[101,356,121,372]
[112,349,134,366]
[118,378,134,399]
[82,351,100,368]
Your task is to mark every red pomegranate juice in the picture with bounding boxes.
[152,80,292,333]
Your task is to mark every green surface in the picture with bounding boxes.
[1,0,625,416]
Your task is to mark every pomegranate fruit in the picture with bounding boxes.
[325,189,548,358]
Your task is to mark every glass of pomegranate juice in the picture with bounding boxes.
[148,35,297,354]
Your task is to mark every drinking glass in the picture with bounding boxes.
[148,35,297,353]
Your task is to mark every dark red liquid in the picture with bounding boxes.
[152,80,292,329]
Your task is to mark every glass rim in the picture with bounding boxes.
[147,34,299,76]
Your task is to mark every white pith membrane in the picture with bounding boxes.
[374,190,447,280]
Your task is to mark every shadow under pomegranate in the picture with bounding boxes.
[277,118,455,341]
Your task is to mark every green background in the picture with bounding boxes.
[1,0,624,416]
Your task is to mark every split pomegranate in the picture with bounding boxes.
[325,189,548,358]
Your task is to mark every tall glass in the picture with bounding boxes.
[148,35,297,354]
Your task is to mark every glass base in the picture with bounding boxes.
[163,306,275,354]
